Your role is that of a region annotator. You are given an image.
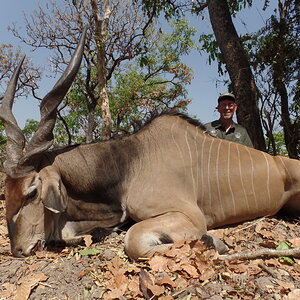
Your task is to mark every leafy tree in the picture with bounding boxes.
[110,19,195,134]
[8,0,194,144]
[52,19,196,141]
[110,63,192,134]
[140,0,300,156]
[139,0,266,150]
[9,0,155,141]
[53,77,102,144]
[265,132,288,157]
[200,0,299,158]
[247,0,299,158]
[206,0,265,151]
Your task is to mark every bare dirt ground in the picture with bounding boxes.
[1,172,300,300]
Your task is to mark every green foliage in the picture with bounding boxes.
[139,19,197,70]
[198,34,226,75]
[276,241,295,265]
[137,0,186,19]
[54,19,196,140]
[244,1,299,157]
[78,248,101,256]
[22,119,39,141]
[227,0,252,16]
[54,112,89,145]
[265,132,288,157]
[277,241,292,251]
[109,65,190,133]
[139,0,252,19]
[109,19,195,133]
[0,121,7,164]
[53,77,99,144]
[246,15,299,83]
[196,0,299,157]
[0,122,6,146]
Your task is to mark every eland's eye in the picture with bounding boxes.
[26,189,37,200]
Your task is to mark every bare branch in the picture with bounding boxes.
[219,247,300,261]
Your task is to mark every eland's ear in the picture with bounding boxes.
[23,173,41,200]
[40,170,68,213]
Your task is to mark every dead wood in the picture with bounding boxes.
[258,262,281,279]
[219,247,300,261]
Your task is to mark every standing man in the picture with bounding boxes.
[205,93,253,148]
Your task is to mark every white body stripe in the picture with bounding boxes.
[227,142,236,215]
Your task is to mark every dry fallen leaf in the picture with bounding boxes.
[159,296,174,300]
[35,251,60,259]
[0,224,8,235]
[138,270,165,297]
[180,263,199,278]
[103,284,127,300]
[174,277,188,290]
[139,269,155,299]
[127,276,142,298]
[282,289,300,300]
[172,240,187,249]
[255,222,278,240]
[148,256,169,272]
[83,235,93,248]
[14,272,48,300]
[1,282,16,299]
[275,279,294,291]
[290,238,300,248]
[106,256,124,276]
[228,262,249,274]
[147,283,165,297]
[199,267,215,281]
[164,247,182,258]
[155,274,176,288]
[77,268,92,280]
[191,240,208,253]
[114,273,128,288]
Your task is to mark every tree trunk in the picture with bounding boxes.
[207,0,266,151]
[273,2,299,159]
[86,99,96,143]
[275,74,298,158]
[91,0,112,140]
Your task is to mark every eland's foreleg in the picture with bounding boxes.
[124,211,227,260]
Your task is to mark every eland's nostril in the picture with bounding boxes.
[12,248,25,258]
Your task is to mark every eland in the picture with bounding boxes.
[1,29,300,260]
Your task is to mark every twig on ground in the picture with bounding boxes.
[218,247,300,261]
[231,217,266,234]
[258,262,281,279]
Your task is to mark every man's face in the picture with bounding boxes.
[217,99,237,120]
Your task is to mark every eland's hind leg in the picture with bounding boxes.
[124,211,212,260]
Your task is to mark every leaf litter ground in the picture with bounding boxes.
[0,179,300,299]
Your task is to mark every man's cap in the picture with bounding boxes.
[218,92,235,103]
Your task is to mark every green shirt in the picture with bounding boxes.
[205,120,253,148]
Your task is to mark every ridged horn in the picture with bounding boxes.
[19,27,87,167]
[0,27,87,177]
[0,56,26,177]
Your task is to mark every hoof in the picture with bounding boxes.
[201,233,229,254]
